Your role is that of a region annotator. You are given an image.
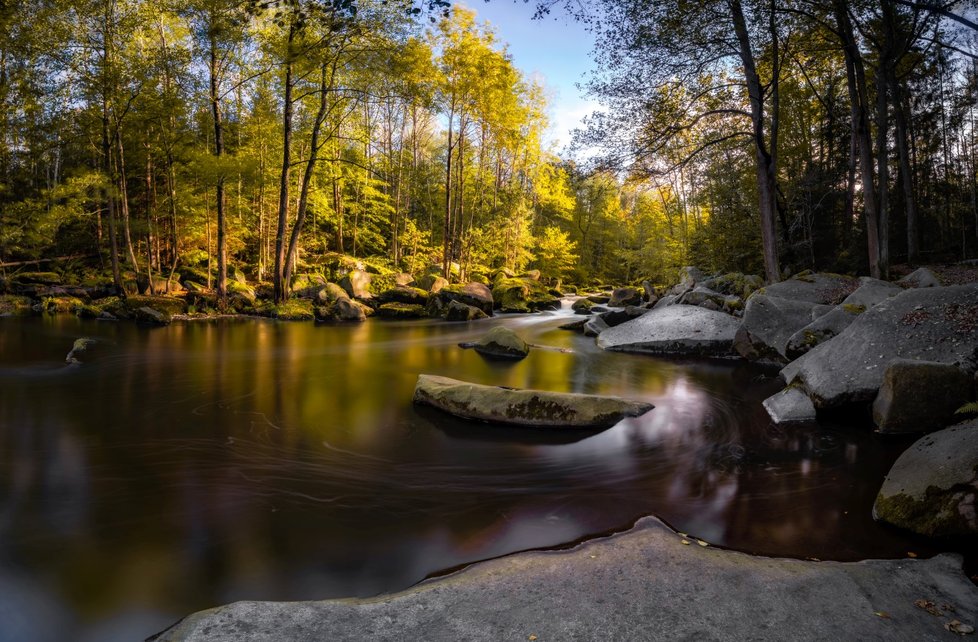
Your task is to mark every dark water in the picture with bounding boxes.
[0,308,941,641]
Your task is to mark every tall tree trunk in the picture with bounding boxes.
[875,64,890,279]
[730,0,780,283]
[116,131,139,272]
[442,108,454,278]
[834,0,881,278]
[209,28,227,304]
[273,24,296,303]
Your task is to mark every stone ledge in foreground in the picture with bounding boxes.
[151,516,978,642]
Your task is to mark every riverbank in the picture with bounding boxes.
[152,515,978,641]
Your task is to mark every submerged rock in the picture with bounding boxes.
[762,387,817,424]
[413,374,653,428]
[874,419,978,537]
[597,304,740,358]
[781,284,978,409]
[65,337,101,364]
[872,359,975,434]
[470,327,529,360]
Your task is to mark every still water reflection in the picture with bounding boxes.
[0,310,931,641]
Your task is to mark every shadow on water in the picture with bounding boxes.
[0,312,959,641]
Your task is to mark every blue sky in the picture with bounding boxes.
[457,1,601,151]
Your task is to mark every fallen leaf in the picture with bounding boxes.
[528,635,538,641]
[874,611,891,619]
[681,539,690,545]
[945,620,975,635]
[696,540,709,547]
[914,599,942,616]
[678,532,688,538]
[906,552,917,558]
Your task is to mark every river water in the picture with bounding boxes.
[0,306,940,641]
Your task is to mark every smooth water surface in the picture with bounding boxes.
[0,309,935,641]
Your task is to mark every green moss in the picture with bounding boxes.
[41,296,85,315]
[12,271,61,285]
[259,299,315,321]
[124,295,188,316]
[376,302,427,319]
[842,303,866,315]
[0,295,35,316]
[367,272,397,295]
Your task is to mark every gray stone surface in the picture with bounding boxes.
[598,304,740,357]
[412,374,653,427]
[609,287,643,307]
[154,516,978,642]
[899,267,942,288]
[375,286,429,306]
[571,297,595,314]
[316,297,366,323]
[443,300,488,322]
[761,272,858,304]
[781,285,978,409]
[583,315,609,337]
[652,294,678,309]
[873,360,975,434]
[762,387,817,424]
[339,270,372,299]
[735,295,820,364]
[874,419,978,537]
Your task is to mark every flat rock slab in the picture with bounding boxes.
[762,386,817,424]
[597,304,740,357]
[154,516,978,642]
[412,374,653,428]
[782,284,978,408]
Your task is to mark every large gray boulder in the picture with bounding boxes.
[470,326,529,360]
[376,286,428,306]
[443,300,488,322]
[608,287,643,307]
[762,387,816,424]
[413,374,653,428]
[734,295,820,364]
[432,282,495,315]
[872,360,975,434]
[583,315,609,337]
[339,270,372,299]
[572,298,595,314]
[761,272,858,304]
[597,304,740,357]
[782,284,978,409]
[316,296,366,323]
[874,419,978,536]
[898,267,941,288]
[784,278,902,359]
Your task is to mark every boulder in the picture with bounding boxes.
[700,272,765,299]
[559,318,588,333]
[376,286,429,306]
[492,278,560,313]
[641,280,657,303]
[519,269,541,281]
[470,326,529,360]
[762,387,817,424]
[291,274,329,298]
[873,419,978,537]
[608,287,643,307]
[597,304,741,358]
[734,295,819,364]
[433,282,495,315]
[377,303,427,319]
[394,273,416,287]
[898,267,941,288]
[443,300,488,322]
[316,296,366,323]
[586,293,611,304]
[583,316,609,337]
[675,266,707,293]
[678,286,726,309]
[316,283,349,304]
[762,272,859,304]
[413,374,654,428]
[872,360,975,434]
[339,270,372,299]
[652,294,678,310]
[134,306,169,326]
[781,284,978,409]
[124,295,187,317]
[599,307,647,328]
[572,298,595,315]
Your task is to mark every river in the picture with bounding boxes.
[0,306,937,641]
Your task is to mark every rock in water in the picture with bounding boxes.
[443,300,488,322]
[65,337,100,364]
[471,327,529,360]
[762,387,817,424]
[339,270,372,299]
[872,360,975,434]
[413,374,653,428]
[597,304,740,357]
[781,284,978,409]
[874,419,978,537]
[735,295,825,364]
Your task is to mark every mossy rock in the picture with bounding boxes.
[227,280,256,302]
[842,303,866,315]
[135,306,170,326]
[12,271,62,285]
[316,283,348,304]
[572,298,595,314]
[0,295,35,317]
[471,326,530,360]
[492,277,561,313]
[124,295,188,317]
[377,302,427,319]
[367,273,399,296]
[41,296,85,315]
[259,299,315,321]
[376,286,429,306]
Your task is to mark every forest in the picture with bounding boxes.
[1,0,978,304]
